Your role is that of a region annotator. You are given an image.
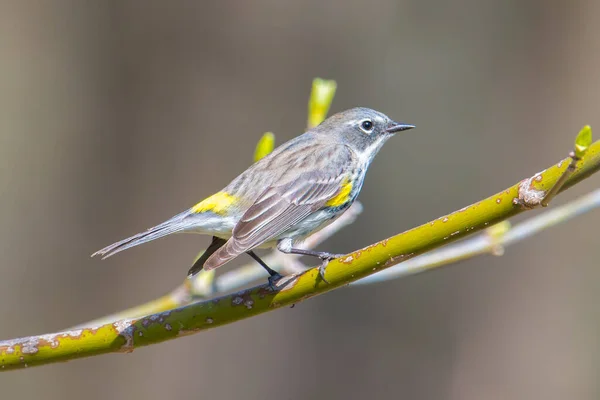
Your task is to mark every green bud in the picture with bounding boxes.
[254,132,275,162]
[574,125,592,159]
[307,78,337,128]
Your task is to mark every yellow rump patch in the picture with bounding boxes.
[326,178,353,207]
[191,192,237,215]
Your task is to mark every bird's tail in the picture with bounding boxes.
[92,211,191,259]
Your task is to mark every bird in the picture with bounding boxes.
[92,107,414,285]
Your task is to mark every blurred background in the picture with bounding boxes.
[1,1,599,399]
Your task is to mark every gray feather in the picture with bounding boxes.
[203,145,356,271]
[91,210,191,259]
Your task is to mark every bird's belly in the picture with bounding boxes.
[186,212,237,239]
[273,206,349,245]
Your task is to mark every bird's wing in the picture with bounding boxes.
[203,146,355,270]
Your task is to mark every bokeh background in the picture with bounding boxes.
[1,1,599,399]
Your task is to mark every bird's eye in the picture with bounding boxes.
[360,119,374,133]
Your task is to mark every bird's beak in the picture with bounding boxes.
[385,122,415,134]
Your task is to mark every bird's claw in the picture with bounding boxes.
[317,253,344,284]
[318,262,330,284]
[267,273,283,291]
[319,252,345,262]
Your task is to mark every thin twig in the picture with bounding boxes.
[541,151,579,207]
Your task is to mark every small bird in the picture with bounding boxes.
[92,108,414,285]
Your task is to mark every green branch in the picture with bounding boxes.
[2,135,599,371]
[355,187,600,285]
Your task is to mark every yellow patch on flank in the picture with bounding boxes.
[326,178,353,207]
[191,191,237,214]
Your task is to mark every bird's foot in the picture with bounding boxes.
[318,252,345,261]
[318,262,330,284]
[316,253,343,284]
[267,273,283,291]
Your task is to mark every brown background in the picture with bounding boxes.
[1,1,599,399]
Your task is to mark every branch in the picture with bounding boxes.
[354,187,600,285]
[2,135,599,371]
[82,181,600,329]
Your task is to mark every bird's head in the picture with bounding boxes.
[313,107,414,160]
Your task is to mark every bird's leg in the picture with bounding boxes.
[187,236,227,277]
[246,250,282,289]
[277,241,344,284]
